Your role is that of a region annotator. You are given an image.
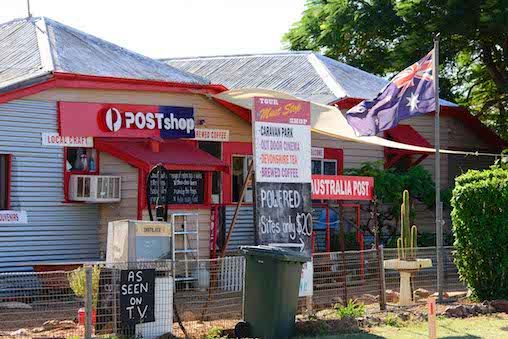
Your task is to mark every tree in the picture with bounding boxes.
[344,161,435,244]
[284,0,508,139]
[451,166,508,300]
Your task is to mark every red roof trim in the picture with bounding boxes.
[334,97,506,149]
[0,73,228,105]
[52,72,228,93]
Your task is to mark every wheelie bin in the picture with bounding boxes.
[238,245,309,339]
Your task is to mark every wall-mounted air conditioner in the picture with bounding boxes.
[69,175,121,203]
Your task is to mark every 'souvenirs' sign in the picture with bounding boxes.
[252,97,313,257]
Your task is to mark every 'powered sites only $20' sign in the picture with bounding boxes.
[252,97,313,257]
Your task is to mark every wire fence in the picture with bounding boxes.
[0,247,466,338]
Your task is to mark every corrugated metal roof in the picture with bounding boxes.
[164,51,457,107]
[0,16,209,93]
[0,18,47,90]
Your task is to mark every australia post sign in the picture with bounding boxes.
[59,102,195,139]
[253,97,313,257]
[312,175,374,200]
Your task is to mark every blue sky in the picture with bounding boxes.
[2,0,306,58]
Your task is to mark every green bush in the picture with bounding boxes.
[451,167,508,300]
[334,299,365,319]
[67,265,101,307]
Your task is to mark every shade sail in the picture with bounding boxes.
[95,139,229,172]
[214,88,464,155]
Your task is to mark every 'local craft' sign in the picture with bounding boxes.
[253,97,313,257]
[120,269,155,326]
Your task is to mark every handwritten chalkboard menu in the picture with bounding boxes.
[169,171,204,204]
[148,170,204,205]
[148,166,169,205]
[119,269,155,326]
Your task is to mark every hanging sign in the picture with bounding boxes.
[120,269,156,326]
[311,175,374,200]
[41,133,94,147]
[253,97,313,257]
[194,128,230,142]
[59,102,195,139]
[0,210,28,224]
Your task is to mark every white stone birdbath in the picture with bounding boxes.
[384,258,432,306]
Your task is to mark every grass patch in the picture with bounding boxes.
[301,314,508,338]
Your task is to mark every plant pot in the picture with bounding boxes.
[78,307,96,325]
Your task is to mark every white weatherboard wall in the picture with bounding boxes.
[99,153,139,256]
[0,99,100,272]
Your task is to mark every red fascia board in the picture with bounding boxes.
[52,72,228,94]
[0,78,57,105]
[334,97,506,149]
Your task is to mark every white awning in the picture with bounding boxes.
[214,88,470,155]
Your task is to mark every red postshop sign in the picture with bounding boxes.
[311,175,374,200]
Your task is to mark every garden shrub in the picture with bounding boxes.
[334,299,365,319]
[451,167,508,300]
[67,265,101,307]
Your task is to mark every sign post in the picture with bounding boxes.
[252,97,313,297]
[428,297,437,339]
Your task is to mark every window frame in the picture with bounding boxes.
[63,147,100,202]
[231,154,253,203]
[0,154,11,210]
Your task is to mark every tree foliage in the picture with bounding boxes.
[451,167,508,300]
[284,0,508,139]
[345,161,435,242]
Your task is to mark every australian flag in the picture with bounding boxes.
[346,50,435,136]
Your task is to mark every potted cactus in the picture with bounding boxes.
[384,190,432,306]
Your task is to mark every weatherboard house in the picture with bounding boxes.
[0,17,503,272]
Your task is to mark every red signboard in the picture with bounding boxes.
[311,175,374,200]
[59,102,195,138]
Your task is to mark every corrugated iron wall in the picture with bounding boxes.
[0,99,100,272]
[225,206,255,251]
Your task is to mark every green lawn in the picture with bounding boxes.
[303,315,508,338]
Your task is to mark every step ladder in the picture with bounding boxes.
[171,212,199,285]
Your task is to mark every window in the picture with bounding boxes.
[199,141,222,203]
[0,155,9,210]
[232,155,253,203]
[66,148,98,172]
[311,159,337,175]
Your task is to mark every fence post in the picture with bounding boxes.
[377,245,387,310]
[84,265,93,339]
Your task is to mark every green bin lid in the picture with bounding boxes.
[240,245,310,263]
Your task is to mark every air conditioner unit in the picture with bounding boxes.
[69,175,121,203]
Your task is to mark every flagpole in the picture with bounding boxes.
[433,33,444,302]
